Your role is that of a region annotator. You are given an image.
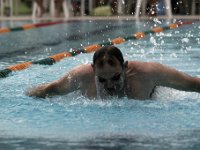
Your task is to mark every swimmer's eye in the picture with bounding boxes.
[111,74,121,81]
[98,74,121,83]
[98,77,106,83]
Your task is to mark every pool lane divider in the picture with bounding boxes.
[0,20,76,34]
[0,23,134,60]
[0,21,195,78]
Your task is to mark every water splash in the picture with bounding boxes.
[181,38,189,43]
[150,37,157,45]
[153,18,162,25]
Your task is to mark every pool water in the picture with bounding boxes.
[0,19,200,149]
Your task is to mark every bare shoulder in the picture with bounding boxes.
[127,61,160,72]
[70,64,93,74]
[127,61,179,78]
[68,64,94,79]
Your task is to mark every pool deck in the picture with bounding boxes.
[0,15,200,21]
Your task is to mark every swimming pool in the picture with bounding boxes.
[0,19,200,149]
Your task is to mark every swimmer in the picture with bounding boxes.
[27,46,200,100]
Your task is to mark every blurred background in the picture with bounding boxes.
[0,0,199,19]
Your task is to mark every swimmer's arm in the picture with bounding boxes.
[27,72,79,98]
[152,63,200,92]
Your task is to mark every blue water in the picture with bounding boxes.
[0,19,200,149]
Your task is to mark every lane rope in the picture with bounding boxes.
[0,20,76,34]
[0,20,196,78]
[0,23,133,60]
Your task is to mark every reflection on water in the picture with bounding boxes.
[1,130,200,150]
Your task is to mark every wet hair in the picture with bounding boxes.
[93,46,124,67]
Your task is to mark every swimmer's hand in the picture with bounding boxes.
[26,85,48,98]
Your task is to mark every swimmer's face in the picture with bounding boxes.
[93,57,127,95]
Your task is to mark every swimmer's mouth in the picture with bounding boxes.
[105,88,116,95]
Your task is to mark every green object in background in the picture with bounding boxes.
[92,6,112,16]
[13,0,32,15]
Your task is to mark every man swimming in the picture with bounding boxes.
[27,46,200,100]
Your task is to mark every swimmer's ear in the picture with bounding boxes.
[123,61,128,69]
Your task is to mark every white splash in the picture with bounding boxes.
[170,53,177,58]
[150,37,157,45]
[153,18,162,24]
[181,38,189,43]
